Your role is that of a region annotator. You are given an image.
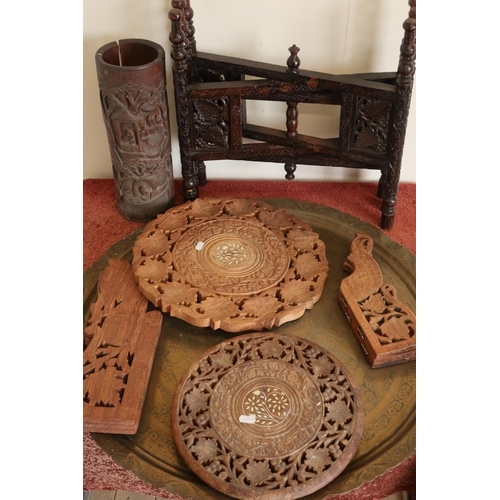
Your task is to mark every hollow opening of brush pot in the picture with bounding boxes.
[102,41,159,67]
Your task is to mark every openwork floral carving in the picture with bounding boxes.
[192,98,229,149]
[359,284,415,344]
[353,98,391,152]
[83,259,162,433]
[132,198,329,332]
[339,232,416,367]
[171,333,363,499]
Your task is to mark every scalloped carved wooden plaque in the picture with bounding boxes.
[132,198,329,332]
[338,233,416,368]
[171,333,363,500]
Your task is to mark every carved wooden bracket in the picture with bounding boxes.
[338,233,416,368]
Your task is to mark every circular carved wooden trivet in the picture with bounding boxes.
[132,198,329,332]
[171,332,364,500]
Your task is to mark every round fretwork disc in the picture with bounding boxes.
[171,332,364,500]
[132,198,329,332]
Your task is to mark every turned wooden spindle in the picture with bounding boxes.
[170,6,199,201]
[286,44,301,74]
[169,7,186,63]
[171,2,205,187]
[379,0,416,229]
[171,1,188,45]
[284,45,301,180]
[184,0,197,55]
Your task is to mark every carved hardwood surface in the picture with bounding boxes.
[95,40,175,222]
[84,199,416,499]
[171,333,363,499]
[132,198,329,332]
[338,233,416,368]
[168,0,416,230]
[84,259,163,434]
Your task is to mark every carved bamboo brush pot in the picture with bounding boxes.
[95,39,175,222]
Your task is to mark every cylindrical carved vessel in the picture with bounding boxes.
[95,39,175,222]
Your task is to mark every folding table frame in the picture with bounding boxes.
[168,0,416,229]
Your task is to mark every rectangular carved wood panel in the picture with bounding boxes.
[84,259,163,433]
[338,233,416,368]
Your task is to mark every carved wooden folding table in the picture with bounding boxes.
[169,0,416,229]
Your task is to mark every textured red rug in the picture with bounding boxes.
[83,178,416,499]
[84,179,415,272]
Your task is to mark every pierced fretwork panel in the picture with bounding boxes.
[353,97,392,152]
[338,233,416,368]
[83,259,163,433]
[191,98,229,149]
[358,283,416,345]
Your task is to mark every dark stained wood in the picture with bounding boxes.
[95,39,175,222]
[338,233,416,368]
[83,259,163,434]
[168,0,416,229]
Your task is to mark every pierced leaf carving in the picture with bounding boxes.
[305,448,333,473]
[325,400,351,423]
[191,438,218,463]
[133,199,328,332]
[83,259,162,433]
[192,98,229,149]
[185,387,210,413]
[360,293,387,314]
[243,460,273,486]
[354,98,391,151]
[172,333,363,498]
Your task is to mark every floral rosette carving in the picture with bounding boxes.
[132,198,329,332]
[171,333,364,500]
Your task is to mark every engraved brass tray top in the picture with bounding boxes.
[171,333,364,500]
[84,199,416,500]
[131,198,329,332]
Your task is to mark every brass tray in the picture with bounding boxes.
[84,199,416,499]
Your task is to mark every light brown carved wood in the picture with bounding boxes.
[338,233,415,368]
[132,198,329,332]
[83,259,163,433]
[85,198,416,498]
[171,332,363,500]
